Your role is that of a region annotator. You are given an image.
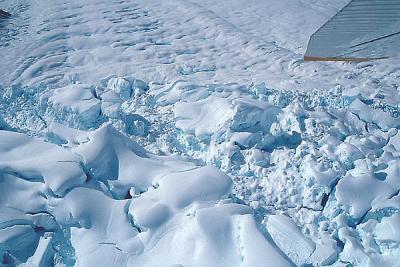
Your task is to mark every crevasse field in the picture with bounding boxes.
[0,0,399,266]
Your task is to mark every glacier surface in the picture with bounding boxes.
[0,0,399,266]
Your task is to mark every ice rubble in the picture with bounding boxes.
[2,72,399,266]
[145,78,400,266]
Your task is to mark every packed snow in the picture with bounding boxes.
[1,0,399,266]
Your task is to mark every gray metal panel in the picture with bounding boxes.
[305,0,400,59]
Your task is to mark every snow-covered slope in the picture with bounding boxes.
[1,0,399,266]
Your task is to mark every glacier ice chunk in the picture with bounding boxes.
[349,99,400,131]
[336,159,400,219]
[107,77,132,100]
[266,214,316,266]
[44,84,101,128]
[175,94,234,137]
[375,213,400,243]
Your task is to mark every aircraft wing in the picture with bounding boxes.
[305,0,400,61]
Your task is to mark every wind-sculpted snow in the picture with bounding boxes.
[0,124,291,266]
[0,130,86,196]
[1,0,400,266]
[127,166,291,266]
